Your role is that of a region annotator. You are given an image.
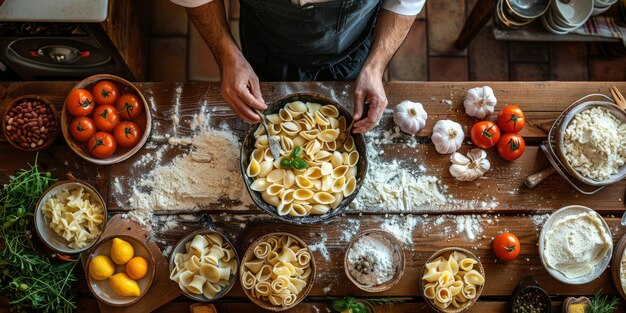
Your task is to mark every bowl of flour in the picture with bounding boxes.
[557,102,626,186]
[344,229,405,292]
[539,205,613,285]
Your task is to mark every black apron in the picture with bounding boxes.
[239,0,381,81]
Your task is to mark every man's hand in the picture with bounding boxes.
[352,68,387,133]
[220,55,266,123]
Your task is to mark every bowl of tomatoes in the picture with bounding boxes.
[61,74,151,165]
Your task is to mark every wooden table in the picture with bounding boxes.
[1,81,626,312]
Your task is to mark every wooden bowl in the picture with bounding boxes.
[85,235,156,307]
[240,93,368,224]
[2,95,59,151]
[611,233,626,299]
[344,229,405,292]
[34,180,107,254]
[61,74,152,165]
[419,247,485,313]
[168,229,239,302]
[240,232,316,311]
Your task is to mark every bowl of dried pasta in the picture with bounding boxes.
[169,229,239,302]
[34,180,107,255]
[240,232,315,311]
[419,247,485,313]
[240,93,368,224]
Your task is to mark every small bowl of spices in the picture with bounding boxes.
[511,275,551,313]
[344,229,405,292]
[3,95,59,151]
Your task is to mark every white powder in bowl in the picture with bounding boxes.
[347,233,400,286]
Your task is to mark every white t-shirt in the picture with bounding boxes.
[171,0,425,16]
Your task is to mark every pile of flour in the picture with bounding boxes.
[347,233,399,286]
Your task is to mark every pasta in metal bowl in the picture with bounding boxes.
[240,232,315,311]
[241,94,367,224]
[169,230,239,302]
[420,248,485,313]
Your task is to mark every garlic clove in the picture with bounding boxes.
[450,152,470,165]
[467,148,487,162]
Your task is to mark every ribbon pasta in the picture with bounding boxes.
[42,187,104,249]
[421,251,485,310]
[242,234,311,307]
[246,101,359,217]
[169,234,236,299]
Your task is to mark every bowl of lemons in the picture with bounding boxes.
[85,235,156,306]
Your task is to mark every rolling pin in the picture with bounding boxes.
[524,167,556,188]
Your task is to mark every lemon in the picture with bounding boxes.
[125,256,148,280]
[111,238,134,265]
[89,255,115,281]
[109,273,141,297]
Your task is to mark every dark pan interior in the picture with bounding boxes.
[240,93,368,224]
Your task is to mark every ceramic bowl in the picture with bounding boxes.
[85,235,156,307]
[542,14,571,34]
[61,74,152,165]
[240,93,368,225]
[2,95,59,151]
[551,0,594,26]
[420,248,485,313]
[35,180,107,255]
[344,229,405,293]
[240,232,315,311]
[506,0,550,19]
[168,229,239,302]
[539,205,612,285]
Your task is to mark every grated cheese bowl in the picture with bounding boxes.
[555,101,626,186]
[538,205,613,285]
[240,93,368,224]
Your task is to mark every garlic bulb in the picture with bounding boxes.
[432,119,464,154]
[449,148,490,181]
[463,86,497,119]
[393,100,428,135]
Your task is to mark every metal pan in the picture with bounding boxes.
[240,93,368,224]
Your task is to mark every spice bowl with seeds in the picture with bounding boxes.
[3,95,59,151]
[344,229,405,293]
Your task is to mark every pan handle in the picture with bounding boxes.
[524,167,556,188]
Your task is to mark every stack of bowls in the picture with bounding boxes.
[541,0,594,34]
[592,0,617,15]
[496,0,550,28]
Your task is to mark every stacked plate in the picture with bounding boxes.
[497,0,550,28]
[541,0,594,34]
[592,0,618,15]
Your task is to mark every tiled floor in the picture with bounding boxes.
[148,0,626,82]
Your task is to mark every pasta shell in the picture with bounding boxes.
[347,151,359,167]
[280,189,295,204]
[320,162,333,176]
[283,170,295,189]
[319,105,339,118]
[313,192,335,204]
[186,275,206,294]
[295,175,314,189]
[338,116,347,130]
[331,165,349,179]
[314,111,329,127]
[463,270,485,285]
[246,159,261,177]
[266,114,282,124]
[293,189,314,201]
[310,204,330,215]
[304,167,323,180]
[306,102,322,114]
[330,192,343,209]
[313,151,332,162]
[242,271,257,289]
[343,136,355,151]
[300,129,319,141]
[321,175,333,191]
[330,151,344,168]
[318,129,340,142]
[324,140,337,151]
[262,192,280,206]
[254,281,271,297]
[291,203,308,216]
[268,123,282,136]
[258,161,274,178]
[346,166,358,180]
[266,169,286,183]
[328,116,339,129]
[292,135,306,147]
[278,109,293,122]
[277,203,292,216]
[310,179,322,190]
[253,124,265,137]
[301,112,316,129]
[255,135,268,148]
[344,176,357,196]
[287,100,307,113]
[250,178,270,191]
[251,148,264,163]
[424,282,438,299]
[331,177,346,193]
[436,286,452,305]
[459,258,478,271]
[304,140,322,156]
[266,184,284,196]
[280,136,294,152]
[280,121,300,136]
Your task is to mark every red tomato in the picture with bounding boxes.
[113,121,142,148]
[497,105,525,133]
[92,80,120,106]
[69,117,96,142]
[93,105,120,132]
[66,89,95,117]
[497,133,525,161]
[87,132,117,158]
[470,121,501,149]
[116,93,143,120]
[493,232,520,261]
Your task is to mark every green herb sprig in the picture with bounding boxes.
[587,291,619,313]
[0,156,78,313]
[280,146,308,170]
[332,295,404,313]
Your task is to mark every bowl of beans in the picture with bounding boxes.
[3,95,59,151]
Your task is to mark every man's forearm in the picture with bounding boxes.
[362,10,416,76]
[187,1,242,70]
